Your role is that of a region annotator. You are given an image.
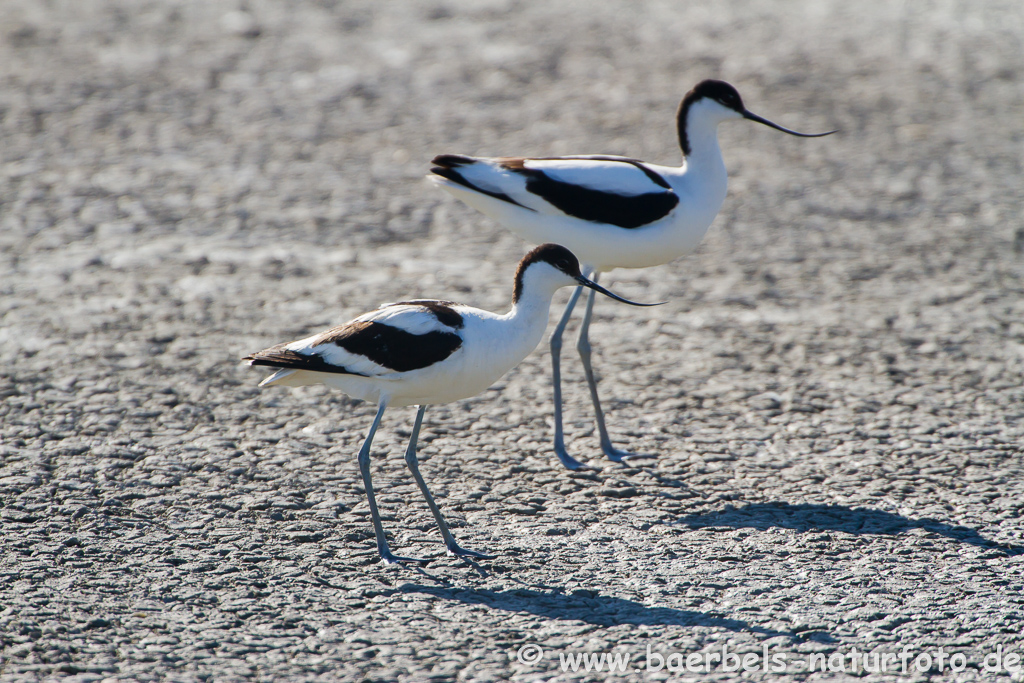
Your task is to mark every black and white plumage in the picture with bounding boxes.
[429,79,835,470]
[248,301,466,387]
[243,244,658,564]
[432,155,680,230]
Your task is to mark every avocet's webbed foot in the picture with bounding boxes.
[378,548,431,565]
[554,440,599,471]
[445,542,493,559]
[602,443,658,464]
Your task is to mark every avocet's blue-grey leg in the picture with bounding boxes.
[403,405,493,559]
[550,284,592,470]
[577,273,656,464]
[358,399,428,564]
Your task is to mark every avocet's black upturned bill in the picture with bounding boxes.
[429,79,835,471]
[243,244,659,564]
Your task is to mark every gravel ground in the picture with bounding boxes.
[2,0,1023,681]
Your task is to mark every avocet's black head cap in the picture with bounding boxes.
[513,243,663,307]
[524,243,581,277]
[686,79,745,112]
[513,244,581,301]
[677,80,744,155]
[676,79,836,156]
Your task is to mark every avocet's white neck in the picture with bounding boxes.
[506,279,557,327]
[681,103,727,172]
[503,267,570,352]
[678,104,729,210]
[465,284,551,377]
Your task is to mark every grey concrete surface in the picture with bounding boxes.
[2,0,1023,681]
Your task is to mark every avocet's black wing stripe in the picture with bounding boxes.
[246,320,463,376]
[314,321,462,373]
[244,346,367,376]
[524,177,678,229]
[431,154,473,168]
[246,298,467,377]
[430,162,534,211]
[510,162,678,229]
[432,154,678,228]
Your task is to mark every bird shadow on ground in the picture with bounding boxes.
[670,502,1022,554]
[392,584,789,634]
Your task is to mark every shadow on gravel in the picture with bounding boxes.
[393,585,788,634]
[673,502,1022,554]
